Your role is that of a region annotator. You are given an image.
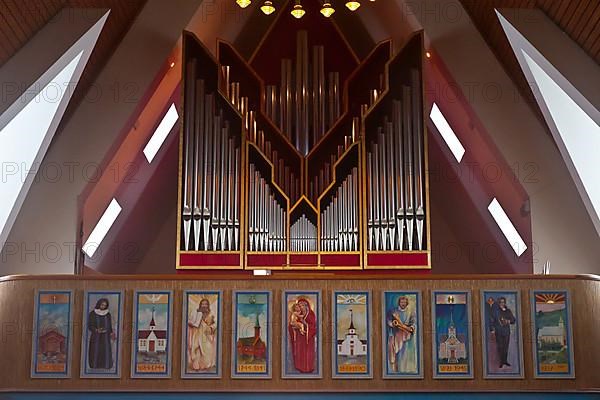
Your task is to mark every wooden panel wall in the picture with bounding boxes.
[0,275,599,392]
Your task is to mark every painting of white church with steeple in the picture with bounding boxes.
[131,291,173,378]
[332,291,372,378]
[432,291,473,379]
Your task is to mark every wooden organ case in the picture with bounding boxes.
[176,3,431,271]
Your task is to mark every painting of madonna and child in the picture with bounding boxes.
[182,291,221,378]
[282,291,322,378]
[382,291,423,379]
[332,291,372,379]
[232,291,272,378]
[81,291,124,378]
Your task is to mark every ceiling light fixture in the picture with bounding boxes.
[345,1,361,11]
[291,0,306,18]
[236,0,371,17]
[320,2,335,17]
[261,0,275,15]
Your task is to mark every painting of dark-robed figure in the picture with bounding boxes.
[88,298,114,369]
[481,290,523,379]
[282,291,321,378]
[481,290,524,379]
[81,291,123,378]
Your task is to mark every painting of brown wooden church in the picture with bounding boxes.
[236,313,266,360]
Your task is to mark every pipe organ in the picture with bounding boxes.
[177,4,430,270]
[366,72,425,252]
[181,62,242,254]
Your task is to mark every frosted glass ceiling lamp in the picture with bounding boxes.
[236,0,251,8]
[320,2,335,17]
[261,0,275,15]
[291,1,306,18]
[345,1,361,11]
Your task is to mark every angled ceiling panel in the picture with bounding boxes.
[0,10,109,254]
[0,0,147,123]
[459,0,600,119]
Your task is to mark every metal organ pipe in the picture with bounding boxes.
[291,214,316,252]
[192,78,205,252]
[182,59,196,251]
[320,168,359,252]
[365,76,426,252]
[180,60,242,252]
[411,68,425,250]
[182,37,427,266]
[402,85,415,251]
[246,163,286,252]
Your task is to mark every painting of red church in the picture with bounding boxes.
[232,291,272,378]
[236,312,266,359]
[39,329,66,355]
[31,290,73,378]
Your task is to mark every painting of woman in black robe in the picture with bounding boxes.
[81,291,123,378]
[88,298,114,369]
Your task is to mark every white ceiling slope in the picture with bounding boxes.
[1,1,203,276]
[0,10,109,256]
[498,9,600,238]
